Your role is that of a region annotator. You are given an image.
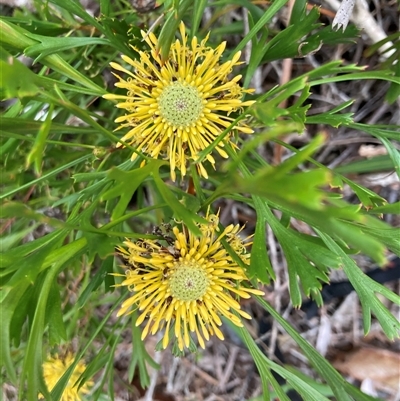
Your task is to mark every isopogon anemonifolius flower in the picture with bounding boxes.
[103,22,255,181]
[40,353,93,401]
[113,211,264,351]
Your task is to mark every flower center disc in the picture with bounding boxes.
[169,263,209,301]
[158,82,203,127]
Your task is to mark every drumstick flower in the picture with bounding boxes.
[103,22,255,181]
[40,353,93,401]
[113,211,264,351]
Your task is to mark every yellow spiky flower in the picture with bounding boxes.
[40,353,93,401]
[103,22,255,181]
[113,211,264,351]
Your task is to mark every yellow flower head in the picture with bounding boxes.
[114,211,264,351]
[40,353,93,401]
[103,22,255,181]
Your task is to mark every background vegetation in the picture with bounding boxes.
[1,0,399,400]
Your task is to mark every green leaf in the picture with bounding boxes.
[26,103,54,174]
[48,0,103,31]
[364,31,400,57]
[276,227,331,304]
[354,220,400,256]
[226,123,303,172]
[21,238,87,401]
[244,15,270,89]
[289,0,307,25]
[367,202,400,214]
[177,189,201,214]
[348,122,400,140]
[344,381,388,401]
[0,117,98,135]
[99,16,141,57]
[386,54,400,104]
[232,0,296,55]
[256,297,354,401]
[99,0,111,16]
[285,248,327,304]
[157,0,192,61]
[233,321,335,401]
[248,197,338,305]
[0,202,64,231]
[47,283,67,345]
[221,134,330,212]
[255,78,308,115]
[0,153,92,200]
[272,133,326,175]
[78,256,113,308]
[84,351,113,399]
[51,294,125,401]
[327,218,387,265]
[282,366,335,398]
[262,7,322,62]
[319,231,400,339]
[230,323,279,401]
[0,230,65,270]
[152,170,207,236]
[191,0,208,39]
[379,136,400,179]
[101,163,155,220]
[84,232,116,264]
[129,312,160,388]
[5,17,70,36]
[249,197,275,283]
[307,24,359,46]
[236,169,329,211]
[306,101,355,127]
[310,69,399,86]
[0,225,39,252]
[1,282,32,383]
[0,19,104,93]
[339,177,387,208]
[1,232,69,292]
[0,49,39,99]
[285,85,313,127]
[271,362,334,401]
[335,155,395,174]
[24,34,110,61]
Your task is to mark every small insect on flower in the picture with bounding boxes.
[39,353,93,401]
[113,210,264,352]
[103,22,255,181]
